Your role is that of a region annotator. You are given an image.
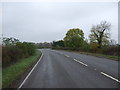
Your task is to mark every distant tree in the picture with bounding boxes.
[52,40,64,47]
[43,42,52,48]
[35,42,52,48]
[89,21,111,48]
[64,28,84,49]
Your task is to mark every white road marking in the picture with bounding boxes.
[74,59,78,61]
[101,72,120,83]
[77,61,88,66]
[18,52,43,89]
[94,68,97,70]
[65,55,70,57]
[74,59,88,66]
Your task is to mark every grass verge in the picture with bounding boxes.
[76,51,119,61]
[2,50,41,88]
[54,49,119,61]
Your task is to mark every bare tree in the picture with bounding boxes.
[110,39,117,45]
[89,21,111,48]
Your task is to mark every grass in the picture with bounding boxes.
[77,51,119,61]
[2,50,41,88]
[56,49,119,61]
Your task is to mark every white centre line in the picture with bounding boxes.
[52,50,119,83]
[74,59,78,61]
[77,61,88,66]
[101,72,120,83]
[74,59,88,66]
[65,55,70,57]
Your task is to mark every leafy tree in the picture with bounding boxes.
[89,21,111,48]
[89,42,99,52]
[64,28,84,49]
[82,39,90,51]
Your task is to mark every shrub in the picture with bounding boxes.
[2,37,36,67]
[102,45,118,56]
[2,46,22,67]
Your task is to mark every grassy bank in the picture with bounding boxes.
[62,49,119,61]
[53,48,119,61]
[78,51,119,61]
[2,50,41,88]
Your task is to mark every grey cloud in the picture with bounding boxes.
[2,2,118,43]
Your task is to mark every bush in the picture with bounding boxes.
[102,45,118,56]
[2,46,22,67]
[2,37,36,67]
[16,42,36,57]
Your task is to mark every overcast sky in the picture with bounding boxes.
[2,2,118,43]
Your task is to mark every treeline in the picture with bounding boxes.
[35,42,52,48]
[2,37,36,67]
[52,21,119,56]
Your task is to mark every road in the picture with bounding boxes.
[21,49,119,88]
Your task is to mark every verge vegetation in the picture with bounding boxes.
[2,50,41,88]
[2,37,41,88]
[2,37,36,67]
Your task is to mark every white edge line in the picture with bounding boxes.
[74,59,88,66]
[101,72,120,83]
[18,52,43,89]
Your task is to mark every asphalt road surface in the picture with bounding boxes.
[21,49,119,88]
